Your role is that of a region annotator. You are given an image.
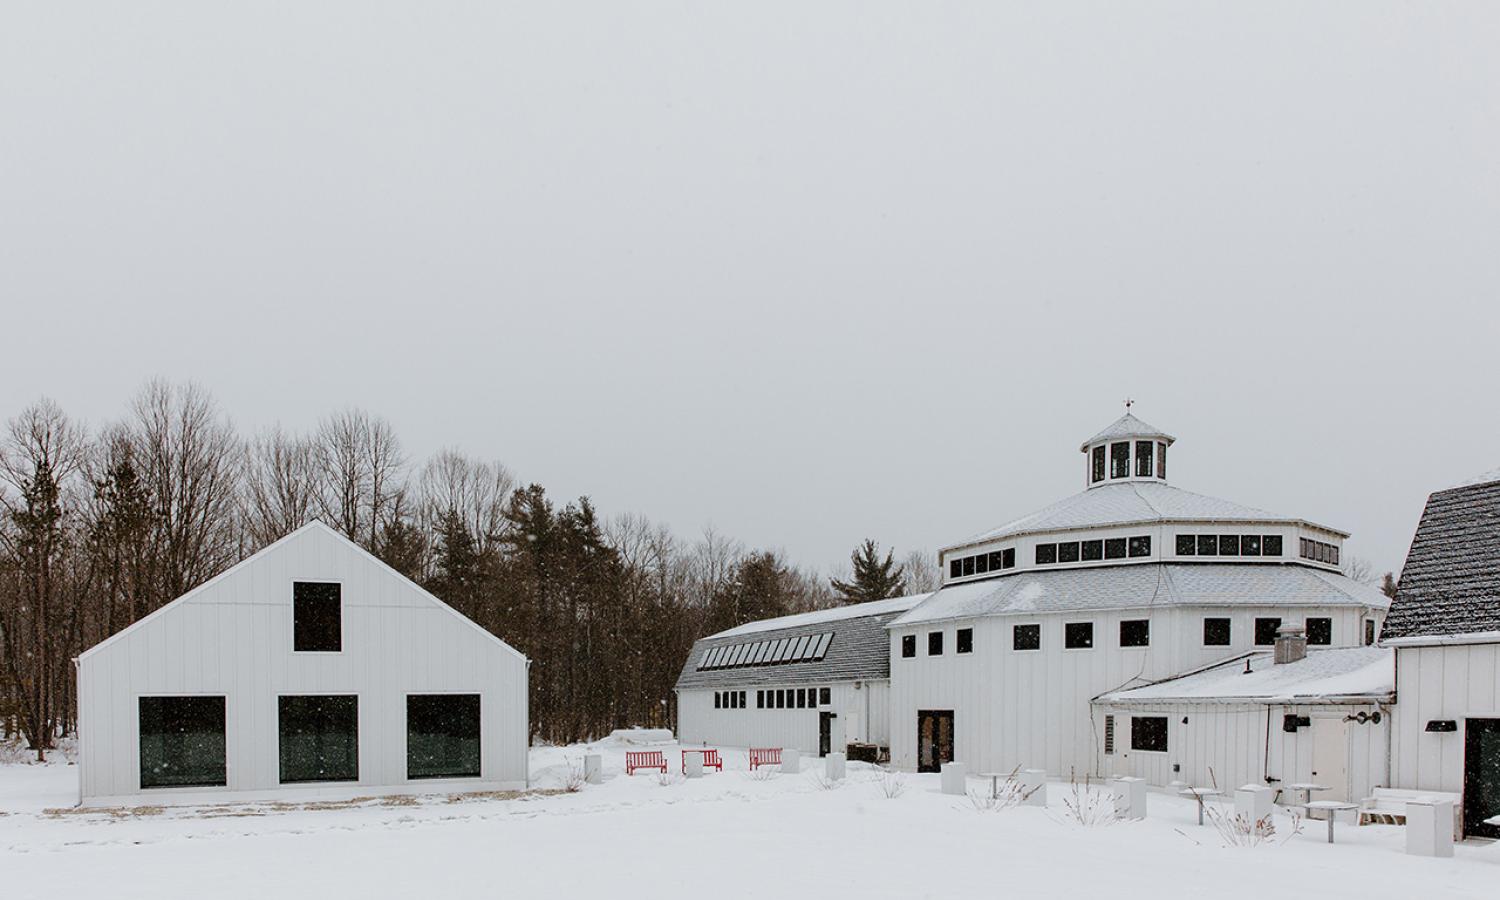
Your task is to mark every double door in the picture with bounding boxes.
[918,710,954,773]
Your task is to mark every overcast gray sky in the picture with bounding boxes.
[2,3,1497,578]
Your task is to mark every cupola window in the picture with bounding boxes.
[1135,441,1154,477]
[1092,446,1106,483]
[1110,442,1130,479]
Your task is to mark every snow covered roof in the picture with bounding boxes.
[949,482,1342,551]
[706,593,929,640]
[1080,413,1175,451]
[676,593,932,691]
[1098,646,1393,704]
[889,563,1390,627]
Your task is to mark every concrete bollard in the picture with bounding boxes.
[825,752,847,781]
[584,754,602,785]
[1405,797,1455,858]
[940,762,967,796]
[1234,784,1273,821]
[1112,776,1147,820]
[1020,769,1048,807]
[684,753,703,778]
[781,749,801,774]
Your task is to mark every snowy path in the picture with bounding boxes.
[0,741,1494,899]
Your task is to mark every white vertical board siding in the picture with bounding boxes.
[677,682,866,756]
[1391,644,1500,794]
[1094,703,1389,799]
[889,604,1369,777]
[76,524,528,805]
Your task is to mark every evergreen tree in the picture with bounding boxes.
[830,539,905,604]
[1380,572,1399,600]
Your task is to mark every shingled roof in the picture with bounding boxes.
[674,594,927,691]
[1382,475,1500,642]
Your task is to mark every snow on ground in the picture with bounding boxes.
[1,739,1496,900]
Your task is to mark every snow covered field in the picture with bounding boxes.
[1,736,1495,899]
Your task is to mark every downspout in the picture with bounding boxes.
[525,658,532,790]
[72,657,82,807]
[1262,704,1272,788]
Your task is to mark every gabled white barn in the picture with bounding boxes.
[76,522,529,806]
[885,413,1390,776]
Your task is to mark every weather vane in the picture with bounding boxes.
[1124,397,1135,412]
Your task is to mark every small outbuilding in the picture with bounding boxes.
[1095,629,1393,804]
[75,521,529,806]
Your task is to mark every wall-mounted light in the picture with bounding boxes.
[1425,720,1458,733]
[1343,711,1383,725]
[1283,714,1311,733]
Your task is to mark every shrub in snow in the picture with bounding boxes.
[1055,773,1116,827]
[562,758,587,793]
[745,766,778,783]
[1204,805,1303,848]
[808,771,842,791]
[966,767,1038,812]
[877,771,906,800]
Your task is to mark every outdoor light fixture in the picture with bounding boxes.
[1425,720,1458,733]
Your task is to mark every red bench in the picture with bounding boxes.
[625,751,668,775]
[749,747,782,771]
[681,748,723,774]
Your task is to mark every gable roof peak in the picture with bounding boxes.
[1080,412,1175,452]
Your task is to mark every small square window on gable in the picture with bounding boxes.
[1065,622,1094,649]
[293,582,342,652]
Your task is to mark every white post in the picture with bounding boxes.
[1234,784,1273,821]
[1405,798,1455,858]
[684,753,703,778]
[825,752,846,781]
[584,754,602,785]
[781,749,801,774]
[940,762,967,796]
[1112,776,1147,819]
[1020,769,1048,807]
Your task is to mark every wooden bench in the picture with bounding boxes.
[625,751,668,775]
[1359,787,1462,836]
[749,747,782,771]
[681,748,723,773]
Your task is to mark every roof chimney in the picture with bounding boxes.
[1274,623,1307,665]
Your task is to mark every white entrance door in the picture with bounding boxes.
[1310,718,1349,801]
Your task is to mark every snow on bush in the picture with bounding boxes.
[1055,773,1116,827]
[966,767,1036,812]
[1201,804,1303,848]
[562,759,587,793]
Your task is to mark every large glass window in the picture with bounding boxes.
[278,695,359,784]
[1111,442,1131,479]
[1064,622,1094,649]
[139,696,227,789]
[1131,716,1168,752]
[1092,445,1106,483]
[1135,441,1154,477]
[293,582,342,652]
[1254,617,1282,646]
[1203,617,1231,646]
[1013,623,1041,651]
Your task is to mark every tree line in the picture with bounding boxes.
[0,381,936,757]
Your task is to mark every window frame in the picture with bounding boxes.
[277,693,360,785]
[1064,621,1095,650]
[1092,445,1106,483]
[1135,440,1154,477]
[1176,534,1196,556]
[1130,716,1169,753]
[1110,442,1131,479]
[1119,619,1150,648]
[1306,617,1333,646]
[1203,617,1232,646]
[138,694,228,790]
[901,634,916,658]
[406,693,481,781]
[956,627,974,654]
[1013,623,1041,652]
[291,580,343,654]
[1254,617,1282,647]
[928,631,944,656]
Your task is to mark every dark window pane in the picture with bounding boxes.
[1263,535,1283,557]
[1219,535,1240,556]
[797,689,806,709]
[1203,617,1231,646]
[1157,442,1166,479]
[950,559,962,578]
[279,695,358,784]
[1058,542,1080,563]
[957,628,973,654]
[1300,538,1311,559]
[1036,543,1057,565]
[1242,535,1261,556]
[962,556,976,576]
[988,551,1004,571]
[975,553,989,574]
[1365,619,1376,646]
[1111,442,1130,478]
[1197,535,1219,556]
[928,632,944,655]
[757,690,765,708]
[1120,619,1150,647]
[1013,623,1041,651]
[139,697,226,789]
[901,635,916,658]
[819,687,830,705]
[1104,538,1127,560]
[1002,548,1016,569]
[1306,618,1332,646]
[1065,622,1094,649]
[1254,617,1282,646]
[1135,441,1154,477]
[1131,716,1168,752]
[1081,540,1103,561]
[1331,545,1339,566]
[1128,536,1151,558]
[293,582,342,652]
[408,695,480,779]
[1092,445,1106,482]
[1176,535,1196,556]
[715,692,721,709]
[776,690,785,708]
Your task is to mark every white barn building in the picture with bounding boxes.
[1380,470,1500,838]
[75,521,529,806]
[674,594,927,759]
[885,413,1390,776]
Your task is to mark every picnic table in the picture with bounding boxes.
[1306,800,1358,843]
[977,772,1009,800]
[1179,787,1222,826]
[1287,782,1330,808]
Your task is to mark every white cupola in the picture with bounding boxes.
[1080,410,1175,489]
